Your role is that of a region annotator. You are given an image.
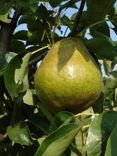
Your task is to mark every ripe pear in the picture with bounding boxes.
[34,37,103,114]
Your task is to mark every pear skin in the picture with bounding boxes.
[34,37,103,114]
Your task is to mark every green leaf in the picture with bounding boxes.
[5,52,17,63]
[13,30,29,41]
[86,111,117,156]
[71,11,88,32]
[85,33,117,60]
[35,123,79,156]
[18,15,36,25]
[0,12,11,23]
[0,2,10,14]
[61,15,70,27]
[91,22,110,37]
[92,93,104,113]
[10,40,25,53]
[49,111,75,133]
[49,0,67,8]
[0,115,10,132]
[29,116,50,134]
[115,88,117,102]
[105,123,117,156]
[23,89,33,105]
[103,77,117,100]
[7,122,33,146]
[4,52,31,98]
[110,70,117,81]
[87,0,116,24]
[0,1,12,23]
[38,102,53,122]
[58,0,79,13]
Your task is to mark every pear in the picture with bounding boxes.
[34,37,103,114]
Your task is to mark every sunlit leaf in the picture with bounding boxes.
[0,12,11,23]
[7,122,33,146]
[49,111,75,133]
[4,52,31,97]
[86,111,117,156]
[23,89,33,105]
[35,123,79,156]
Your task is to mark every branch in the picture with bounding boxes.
[70,0,85,37]
[29,51,48,67]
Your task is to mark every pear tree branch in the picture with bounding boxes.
[70,0,85,37]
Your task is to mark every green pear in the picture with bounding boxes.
[34,37,103,114]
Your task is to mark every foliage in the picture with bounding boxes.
[0,0,117,156]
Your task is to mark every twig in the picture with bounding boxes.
[74,112,99,118]
[78,16,117,36]
[70,143,83,156]
[29,51,48,66]
[31,45,50,55]
[70,0,85,37]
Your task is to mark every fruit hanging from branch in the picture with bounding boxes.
[34,37,103,114]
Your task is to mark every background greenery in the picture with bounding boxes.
[0,0,117,156]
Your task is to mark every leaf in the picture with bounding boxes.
[49,0,67,8]
[91,22,110,37]
[0,1,12,15]
[92,93,104,113]
[4,52,31,98]
[0,12,11,23]
[85,33,117,60]
[71,11,88,32]
[49,111,75,133]
[103,60,112,76]
[38,102,53,122]
[10,40,25,53]
[18,15,36,25]
[7,122,33,146]
[110,70,117,81]
[29,116,50,134]
[13,30,29,41]
[58,0,79,13]
[5,52,17,63]
[0,115,10,132]
[105,123,117,156]
[86,111,117,156]
[86,0,116,24]
[23,89,33,105]
[61,15,70,27]
[35,123,79,156]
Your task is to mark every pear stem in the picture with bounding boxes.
[70,0,85,37]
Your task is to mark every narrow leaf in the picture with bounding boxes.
[86,111,117,156]
[87,0,115,23]
[105,123,117,156]
[35,123,79,156]
[49,111,75,133]
[23,89,33,105]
